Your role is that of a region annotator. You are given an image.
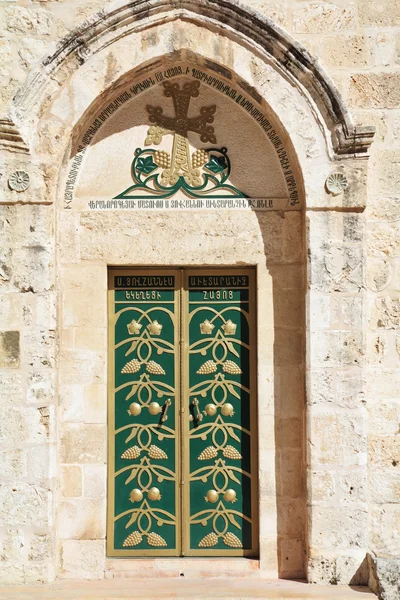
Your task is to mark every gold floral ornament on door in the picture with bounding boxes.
[115,80,247,199]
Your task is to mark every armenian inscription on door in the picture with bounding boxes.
[108,269,257,557]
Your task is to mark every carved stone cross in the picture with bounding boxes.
[145,80,217,187]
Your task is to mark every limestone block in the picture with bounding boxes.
[245,0,288,27]
[368,553,400,600]
[10,245,53,294]
[369,400,400,436]
[309,470,335,502]
[4,5,52,35]
[58,498,106,539]
[336,370,366,408]
[274,290,304,329]
[319,35,371,69]
[60,385,84,423]
[276,418,302,449]
[0,331,19,368]
[270,265,303,291]
[274,330,303,367]
[34,294,57,330]
[58,212,80,264]
[370,470,400,504]
[370,506,400,555]
[0,528,25,562]
[342,297,363,328]
[83,465,106,498]
[349,74,400,109]
[75,328,107,352]
[309,243,364,293]
[0,484,51,527]
[24,563,52,585]
[309,330,365,367]
[371,150,400,197]
[0,408,28,449]
[61,539,105,579]
[0,158,57,206]
[374,32,395,67]
[0,449,26,479]
[282,212,303,263]
[368,197,400,223]
[369,436,400,468]
[23,330,55,370]
[359,0,400,27]
[367,225,398,257]
[84,384,107,424]
[0,565,25,585]
[293,3,356,33]
[354,110,388,144]
[278,538,305,578]
[308,369,335,406]
[371,296,400,329]
[59,349,106,386]
[368,368,400,399]
[367,258,392,292]
[0,294,21,330]
[59,264,106,291]
[28,533,52,562]
[276,365,303,418]
[277,499,304,538]
[279,449,303,498]
[63,290,106,328]
[308,552,369,585]
[0,371,22,405]
[309,411,367,466]
[27,371,55,405]
[310,507,367,550]
[61,423,106,464]
[26,443,56,482]
[367,333,387,366]
[61,466,82,498]
[338,469,367,503]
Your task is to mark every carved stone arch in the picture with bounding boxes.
[9,0,374,157]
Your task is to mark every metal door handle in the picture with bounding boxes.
[192,398,203,422]
[161,398,171,422]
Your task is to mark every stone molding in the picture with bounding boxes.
[0,118,29,154]
[8,0,374,157]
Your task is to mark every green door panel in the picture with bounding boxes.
[184,271,258,556]
[108,271,180,556]
[108,268,257,557]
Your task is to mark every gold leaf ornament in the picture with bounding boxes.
[123,531,143,547]
[198,532,218,548]
[121,359,141,374]
[147,532,167,547]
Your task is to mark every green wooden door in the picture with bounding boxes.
[108,268,257,557]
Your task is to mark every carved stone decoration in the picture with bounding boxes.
[326,173,348,196]
[8,170,30,192]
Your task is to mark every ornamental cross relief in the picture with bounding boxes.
[145,80,216,187]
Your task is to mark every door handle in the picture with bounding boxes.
[190,398,203,422]
[161,398,172,422]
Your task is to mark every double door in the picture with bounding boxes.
[107,268,257,556]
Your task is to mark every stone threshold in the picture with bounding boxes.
[105,557,261,578]
[0,579,376,599]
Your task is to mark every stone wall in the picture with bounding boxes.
[0,0,399,593]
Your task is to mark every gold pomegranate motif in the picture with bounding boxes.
[147,532,167,547]
[121,359,141,374]
[223,532,242,548]
[223,489,237,502]
[197,360,217,375]
[204,403,217,416]
[128,402,141,416]
[198,446,218,460]
[148,487,161,501]
[146,360,166,375]
[121,446,141,460]
[206,489,219,503]
[222,445,242,459]
[198,532,219,548]
[148,402,161,415]
[148,444,168,459]
[129,488,143,502]
[123,531,143,547]
[222,360,242,374]
[221,403,234,416]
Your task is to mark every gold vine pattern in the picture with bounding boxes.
[188,310,251,548]
[114,307,176,548]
